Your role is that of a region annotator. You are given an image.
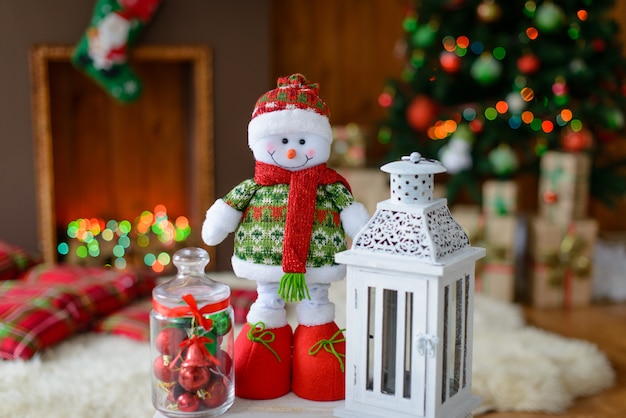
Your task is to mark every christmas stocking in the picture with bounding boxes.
[72,0,160,102]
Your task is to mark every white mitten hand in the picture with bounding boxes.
[202,199,243,245]
[340,201,370,239]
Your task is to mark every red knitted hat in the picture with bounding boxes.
[248,74,333,147]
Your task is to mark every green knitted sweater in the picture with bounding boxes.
[223,179,354,269]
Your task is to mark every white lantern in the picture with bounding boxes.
[334,152,485,418]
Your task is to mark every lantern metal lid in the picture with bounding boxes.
[381,152,446,205]
[351,152,471,264]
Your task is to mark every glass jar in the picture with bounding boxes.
[150,247,234,417]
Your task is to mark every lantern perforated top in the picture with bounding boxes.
[381,152,447,204]
[352,152,470,263]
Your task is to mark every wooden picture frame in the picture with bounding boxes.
[29,44,214,266]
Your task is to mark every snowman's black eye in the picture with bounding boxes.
[282,138,289,144]
[299,139,306,145]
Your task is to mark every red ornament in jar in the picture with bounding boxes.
[177,392,200,413]
[202,379,228,409]
[155,327,187,356]
[153,355,177,382]
[178,365,211,392]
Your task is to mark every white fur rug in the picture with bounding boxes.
[0,294,615,418]
[471,295,615,414]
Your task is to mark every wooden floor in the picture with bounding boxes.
[482,303,626,418]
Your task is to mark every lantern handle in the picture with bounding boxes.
[402,151,442,166]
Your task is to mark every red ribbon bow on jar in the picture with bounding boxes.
[153,293,229,331]
[179,334,220,368]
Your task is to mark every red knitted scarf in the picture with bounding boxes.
[254,161,350,276]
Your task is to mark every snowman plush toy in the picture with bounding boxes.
[202,73,369,401]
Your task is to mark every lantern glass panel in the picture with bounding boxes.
[442,276,470,403]
[453,278,463,397]
[442,285,449,402]
[366,286,375,391]
[441,279,466,402]
[403,292,413,399]
[463,274,470,388]
[381,289,398,394]
[365,284,416,399]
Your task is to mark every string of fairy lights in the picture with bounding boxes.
[57,204,191,272]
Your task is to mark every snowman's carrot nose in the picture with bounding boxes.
[287,149,297,159]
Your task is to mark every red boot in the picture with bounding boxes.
[234,322,293,399]
[292,322,346,401]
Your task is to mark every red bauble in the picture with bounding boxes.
[469,119,483,134]
[177,392,200,413]
[406,95,438,132]
[592,38,606,52]
[178,365,211,392]
[167,384,185,404]
[153,355,176,382]
[155,327,187,356]
[440,51,462,73]
[378,92,393,108]
[217,349,233,376]
[560,127,593,151]
[543,190,559,204]
[517,54,540,74]
[202,379,228,409]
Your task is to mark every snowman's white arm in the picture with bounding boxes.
[340,201,370,240]
[201,199,243,246]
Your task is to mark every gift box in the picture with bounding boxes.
[451,205,517,302]
[451,204,482,242]
[529,218,598,308]
[482,179,518,216]
[477,215,518,302]
[329,123,367,168]
[538,151,591,227]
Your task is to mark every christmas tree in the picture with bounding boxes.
[377,0,626,205]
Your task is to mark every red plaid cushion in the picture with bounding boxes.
[24,264,156,319]
[0,281,90,326]
[93,297,152,342]
[1,264,157,359]
[0,281,85,360]
[0,241,38,280]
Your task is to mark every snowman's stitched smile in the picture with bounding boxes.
[268,151,313,169]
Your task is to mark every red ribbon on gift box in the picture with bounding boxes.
[534,223,592,309]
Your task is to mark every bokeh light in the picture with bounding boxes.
[526,27,539,40]
[541,120,554,133]
[521,87,535,101]
[59,204,192,272]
